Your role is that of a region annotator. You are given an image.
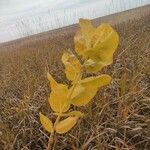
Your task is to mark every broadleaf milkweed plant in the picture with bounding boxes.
[39,19,119,149]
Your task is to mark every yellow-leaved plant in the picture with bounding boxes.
[39,18,119,149]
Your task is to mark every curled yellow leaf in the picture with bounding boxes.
[74,19,119,72]
[55,117,78,134]
[39,112,54,133]
[61,52,81,81]
[84,24,119,72]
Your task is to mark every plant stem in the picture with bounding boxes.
[47,131,54,150]
[47,67,82,150]
[47,115,61,150]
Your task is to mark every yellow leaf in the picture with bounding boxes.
[70,85,85,99]
[80,74,112,89]
[84,25,119,60]
[47,72,70,113]
[47,72,57,89]
[67,111,84,117]
[84,59,106,73]
[92,23,114,47]
[71,85,97,106]
[74,19,119,73]
[84,24,119,72]
[79,18,95,49]
[55,117,78,134]
[74,30,86,56]
[74,19,95,57]
[54,111,84,117]
[71,75,111,106]
[39,112,53,133]
[61,52,81,81]
[49,90,70,113]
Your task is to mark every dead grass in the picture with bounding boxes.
[0,11,150,150]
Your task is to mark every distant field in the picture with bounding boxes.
[0,5,150,150]
[0,0,149,43]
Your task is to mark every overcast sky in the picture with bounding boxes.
[0,0,94,16]
[0,0,149,43]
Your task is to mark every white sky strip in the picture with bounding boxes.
[0,0,149,43]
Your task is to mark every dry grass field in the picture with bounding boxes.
[0,6,150,150]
